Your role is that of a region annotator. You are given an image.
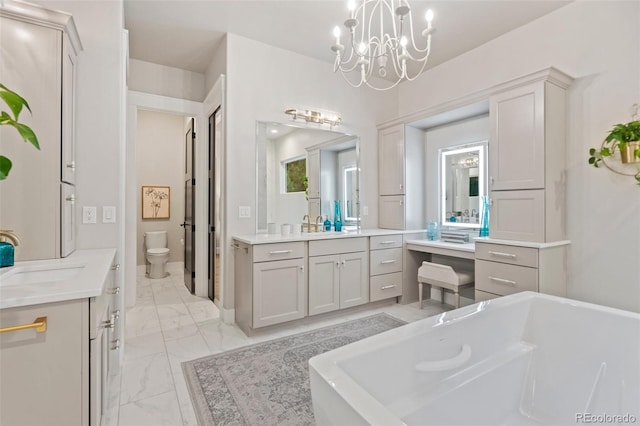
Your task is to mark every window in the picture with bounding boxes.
[283,157,306,193]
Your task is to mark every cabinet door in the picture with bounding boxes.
[378,195,405,229]
[308,254,340,316]
[489,189,545,242]
[0,18,62,261]
[61,182,76,257]
[379,125,405,195]
[62,34,77,184]
[0,300,85,426]
[339,251,369,308]
[253,258,306,328]
[490,83,545,190]
[306,149,320,199]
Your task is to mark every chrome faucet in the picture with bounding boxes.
[0,230,20,247]
[315,216,323,232]
[303,214,311,233]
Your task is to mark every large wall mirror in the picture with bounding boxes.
[256,121,359,232]
[440,141,487,228]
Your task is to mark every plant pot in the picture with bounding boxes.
[620,141,640,164]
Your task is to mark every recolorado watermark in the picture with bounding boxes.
[576,413,637,424]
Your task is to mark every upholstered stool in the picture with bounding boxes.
[417,261,474,309]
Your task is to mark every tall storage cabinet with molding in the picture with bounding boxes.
[477,68,572,301]
[378,124,425,230]
[488,69,572,242]
[0,1,82,261]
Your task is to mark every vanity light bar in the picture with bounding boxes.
[284,108,342,127]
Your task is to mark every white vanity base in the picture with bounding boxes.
[309,292,639,425]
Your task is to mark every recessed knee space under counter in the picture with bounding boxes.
[232,230,408,335]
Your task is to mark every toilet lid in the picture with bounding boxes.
[148,248,169,255]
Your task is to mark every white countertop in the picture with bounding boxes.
[233,228,425,245]
[0,248,117,310]
[406,239,476,253]
[475,237,571,249]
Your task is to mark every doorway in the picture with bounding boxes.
[209,108,221,303]
[183,118,196,293]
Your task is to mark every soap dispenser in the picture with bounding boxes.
[0,230,20,268]
[323,216,331,232]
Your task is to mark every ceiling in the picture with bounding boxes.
[124,0,572,76]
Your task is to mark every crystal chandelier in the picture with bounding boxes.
[331,0,435,91]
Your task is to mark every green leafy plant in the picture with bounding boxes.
[588,120,640,184]
[0,84,40,180]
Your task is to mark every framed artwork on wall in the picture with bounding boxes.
[142,185,170,219]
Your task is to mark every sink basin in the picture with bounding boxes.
[0,263,85,286]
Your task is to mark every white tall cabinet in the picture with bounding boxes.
[0,1,82,260]
[378,124,425,230]
[488,69,572,243]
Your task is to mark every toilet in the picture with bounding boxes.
[144,231,170,279]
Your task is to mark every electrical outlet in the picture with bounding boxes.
[83,206,97,224]
[239,206,251,218]
[102,206,116,223]
[363,205,369,216]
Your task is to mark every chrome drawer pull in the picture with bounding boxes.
[103,315,116,329]
[380,284,396,290]
[380,259,397,264]
[111,287,120,295]
[111,264,120,271]
[66,161,76,170]
[489,276,516,286]
[488,251,516,259]
[112,309,120,320]
[380,241,396,245]
[269,249,293,255]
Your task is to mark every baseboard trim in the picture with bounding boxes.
[221,307,235,324]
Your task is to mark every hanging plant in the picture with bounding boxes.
[0,84,40,180]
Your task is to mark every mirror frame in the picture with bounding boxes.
[255,121,360,233]
[439,141,488,229]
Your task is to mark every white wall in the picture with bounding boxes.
[135,109,186,265]
[205,36,227,93]
[423,115,490,224]
[129,59,205,102]
[222,32,397,310]
[396,1,640,312]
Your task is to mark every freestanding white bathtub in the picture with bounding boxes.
[309,292,640,425]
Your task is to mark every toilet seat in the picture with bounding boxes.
[147,248,169,255]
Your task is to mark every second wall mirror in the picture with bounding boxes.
[440,141,487,228]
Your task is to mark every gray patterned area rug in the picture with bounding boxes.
[182,313,406,425]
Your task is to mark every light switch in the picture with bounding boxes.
[103,206,116,223]
[239,206,251,218]
[83,206,97,224]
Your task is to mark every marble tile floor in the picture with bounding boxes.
[106,263,452,426]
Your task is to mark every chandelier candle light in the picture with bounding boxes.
[331,0,435,90]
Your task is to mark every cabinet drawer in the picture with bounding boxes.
[253,242,305,263]
[309,237,367,257]
[370,234,403,250]
[370,248,402,275]
[370,272,403,302]
[475,242,538,267]
[475,260,538,296]
[475,290,500,302]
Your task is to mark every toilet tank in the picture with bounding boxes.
[144,231,167,249]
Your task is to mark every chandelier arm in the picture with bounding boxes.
[402,54,430,81]
[336,57,364,74]
[405,8,430,54]
[339,68,366,88]
[363,74,405,91]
